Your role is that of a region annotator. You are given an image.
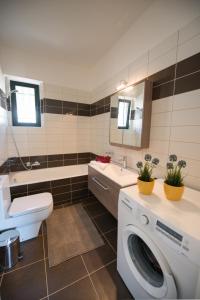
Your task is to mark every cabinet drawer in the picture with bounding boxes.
[88,166,120,219]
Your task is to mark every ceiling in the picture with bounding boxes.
[0,0,154,68]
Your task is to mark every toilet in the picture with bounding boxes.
[0,175,53,242]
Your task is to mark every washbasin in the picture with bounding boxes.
[89,161,138,187]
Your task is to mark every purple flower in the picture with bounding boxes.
[167,162,173,169]
[144,154,152,161]
[152,158,159,165]
[178,160,186,168]
[169,154,177,162]
[136,161,143,168]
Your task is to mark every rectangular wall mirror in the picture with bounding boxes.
[109,79,152,149]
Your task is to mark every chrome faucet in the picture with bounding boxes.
[119,156,127,169]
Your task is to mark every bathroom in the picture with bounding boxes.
[0,0,200,299]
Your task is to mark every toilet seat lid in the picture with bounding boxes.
[9,192,53,217]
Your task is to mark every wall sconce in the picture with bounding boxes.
[116,80,128,91]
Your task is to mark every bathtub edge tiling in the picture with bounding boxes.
[9,164,91,207]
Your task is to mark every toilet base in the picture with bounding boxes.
[17,222,42,242]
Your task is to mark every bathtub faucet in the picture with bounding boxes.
[26,161,40,167]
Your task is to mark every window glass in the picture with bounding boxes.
[15,86,36,123]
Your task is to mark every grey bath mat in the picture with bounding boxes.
[46,204,104,267]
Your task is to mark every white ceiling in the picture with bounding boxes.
[0,0,154,68]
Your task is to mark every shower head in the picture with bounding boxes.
[7,89,18,97]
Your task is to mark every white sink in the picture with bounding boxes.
[89,161,138,187]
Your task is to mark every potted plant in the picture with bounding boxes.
[164,154,186,201]
[136,154,159,195]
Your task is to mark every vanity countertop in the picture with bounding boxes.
[89,161,138,187]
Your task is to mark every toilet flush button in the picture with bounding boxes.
[140,214,149,225]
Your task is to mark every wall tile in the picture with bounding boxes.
[149,33,178,62]
[152,81,174,100]
[171,108,200,126]
[170,126,200,143]
[169,141,200,161]
[173,89,200,111]
[176,52,200,78]
[152,97,173,113]
[151,112,171,127]
[178,16,200,45]
[175,71,200,95]
[177,34,200,62]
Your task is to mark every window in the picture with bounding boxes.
[117,98,131,129]
[10,80,41,127]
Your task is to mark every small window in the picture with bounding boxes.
[10,80,41,127]
[117,98,131,129]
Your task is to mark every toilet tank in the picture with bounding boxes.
[0,175,11,218]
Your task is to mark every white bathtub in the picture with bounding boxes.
[9,164,88,186]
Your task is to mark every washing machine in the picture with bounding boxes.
[117,179,200,299]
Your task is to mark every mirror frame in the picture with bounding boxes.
[109,79,152,150]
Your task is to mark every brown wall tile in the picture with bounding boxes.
[175,71,200,94]
[51,178,70,187]
[52,185,71,195]
[176,52,200,78]
[28,181,51,193]
[71,175,88,183]
[149,65,175,87]
[152,81,174,100]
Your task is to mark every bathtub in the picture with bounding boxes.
[9,164,90,207]
[9,164,88,186]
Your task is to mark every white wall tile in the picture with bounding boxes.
[171,126,200,143]
[172,108,200,126]
[150,126,170,141]
[152,97,173,113]
[151,112,171,127]
[148,48,177,76]
[178,16,200,45]
[169,141,200,161]
[177,34,200,61]
[173,89,200,110]
[149,33,178,62]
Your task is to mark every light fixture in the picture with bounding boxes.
[116,80,128,91]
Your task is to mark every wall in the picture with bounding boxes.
[7,82,91,160]
[90,16,200,190]
[91,0,200,95]
[0,64,8,171]
[0,46,91,92]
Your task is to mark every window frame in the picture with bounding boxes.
[10,80,41,127]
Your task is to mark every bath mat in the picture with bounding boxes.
[46,204,104,267]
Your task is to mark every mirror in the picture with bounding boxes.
[109,79,152,149]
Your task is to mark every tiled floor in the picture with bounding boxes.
[0,196,133,300]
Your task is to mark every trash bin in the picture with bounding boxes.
[0,229,22,270]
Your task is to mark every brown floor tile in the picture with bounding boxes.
[105,229,118,251]
[82,244,116,273]
[81,196,98,207]
[7,235,44,271]
[91,262,133,300]
[84,201,108,218]
[46,256,87,294]
[1,261,47,300]
[43,234,48,258]
[49,277,98,300]
[94,213,117,233]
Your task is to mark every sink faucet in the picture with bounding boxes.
[119,156,127,169]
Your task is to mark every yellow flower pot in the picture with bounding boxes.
[164,182,184,201]
[137,178,155,195]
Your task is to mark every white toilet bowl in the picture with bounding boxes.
[0,175,53,241]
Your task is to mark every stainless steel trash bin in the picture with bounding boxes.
[0,229,21,270]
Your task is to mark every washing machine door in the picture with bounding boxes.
[123,225,177,299]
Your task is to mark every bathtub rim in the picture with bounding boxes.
[9,164,88,187]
